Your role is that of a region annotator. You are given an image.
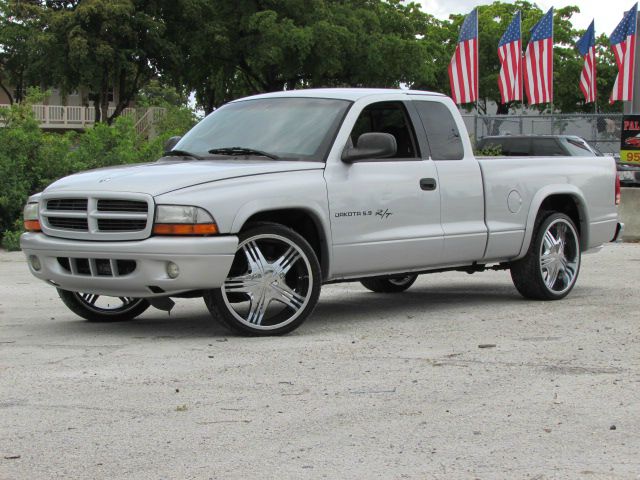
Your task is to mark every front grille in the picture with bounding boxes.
[47,199,88,211]
[57,257,137,277]
[41,194,152,240]
[48,217,89,230]
[97,200,147,212]
[97,219,147,231]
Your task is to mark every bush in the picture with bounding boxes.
[1,228,22,251]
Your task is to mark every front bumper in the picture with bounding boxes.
[20,233,238,297]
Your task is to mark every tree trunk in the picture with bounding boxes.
[204,89,215,115]
[108,65,144,124]
[496,102,510,115]
[489,102,511,135]
[94,96,101,123]
[0,81,13,104]
[101,91,109,124]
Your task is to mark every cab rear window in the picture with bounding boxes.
[413,101,464,160]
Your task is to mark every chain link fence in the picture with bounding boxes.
[461,113,623,155]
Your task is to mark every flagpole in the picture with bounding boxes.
[476,7,480,115]
[519,11,523,105]
[594,20,598,115]
[633,7,640,114]
[550,7,555,114]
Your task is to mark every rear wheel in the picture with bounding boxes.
[510,212,581,300]
[204,224,321,336]
[360,274,418,293]
[57,289,150,322]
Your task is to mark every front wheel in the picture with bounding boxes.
[204,224,322,336]
[57,289,150,322]
[510,212,581,300]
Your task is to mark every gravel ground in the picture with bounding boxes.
[1,244,639,480]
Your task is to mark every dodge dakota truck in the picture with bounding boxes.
[20,89,623,335]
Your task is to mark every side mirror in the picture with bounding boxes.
[342,132,397,163]
[163,136,182,153]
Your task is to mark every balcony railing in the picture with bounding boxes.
[0,104,165,136]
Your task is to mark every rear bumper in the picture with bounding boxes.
[20,233,238,297]
[611,222,625,242]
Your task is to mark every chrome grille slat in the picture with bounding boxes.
[41,210,88,218]
[98,219,147,231]
[47,199,88,211]
[48,217,89,230]
[97,199,147,212]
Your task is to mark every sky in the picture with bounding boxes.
[413,0,635,36]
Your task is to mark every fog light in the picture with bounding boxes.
[166,262,179,279]
[29,255,41,271]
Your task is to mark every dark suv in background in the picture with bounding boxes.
[476,134,640,187]
[476,134,601,157]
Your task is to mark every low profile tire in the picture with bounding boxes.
[360,274,418,293]
[203,223,322,336]
[510,212,581,300]
[57,289,150,322]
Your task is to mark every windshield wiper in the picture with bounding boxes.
[163,149,203,160]
[208,147,280,160]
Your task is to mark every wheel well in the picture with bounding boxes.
[538,194,584,243]
[242,209,329,279]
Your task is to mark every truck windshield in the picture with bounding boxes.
[174,97,351,162]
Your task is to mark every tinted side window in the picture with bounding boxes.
[413,101,464,160]
[531,138,564,156]
[350,102,418,158]
[500,138,530,156]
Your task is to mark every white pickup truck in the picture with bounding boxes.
[21,89,623,335]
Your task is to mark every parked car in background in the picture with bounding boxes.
[477,134,640,187]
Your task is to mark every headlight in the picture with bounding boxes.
[23,202,41,232]
[153,205,218,235]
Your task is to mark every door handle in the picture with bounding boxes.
[420,178,437,191]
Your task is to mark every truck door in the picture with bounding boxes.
[411,98,487,264]
[324,99,444,278]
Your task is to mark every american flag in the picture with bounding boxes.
[523,8,554,105]
[610,3,637,103]
[448,8,478,105]
[498,11,522,103]
[577,21,597,104]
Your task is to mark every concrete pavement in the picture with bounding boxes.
[1,244,639,479]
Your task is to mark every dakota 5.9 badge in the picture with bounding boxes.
[620,115,640,163]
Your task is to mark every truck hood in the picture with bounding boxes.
[44,159,324,196]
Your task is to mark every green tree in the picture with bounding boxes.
[163,0,436,113]
[5,0,175,122]
[0,0,56,103]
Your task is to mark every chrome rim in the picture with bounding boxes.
[388,275,416,286]
[73,293,143,314]
[221,234,313,330]
[539,219,580,294]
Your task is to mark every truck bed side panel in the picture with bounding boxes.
[478,156,618,261]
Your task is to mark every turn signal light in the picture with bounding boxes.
[153,223,218,235]
[24,219,41,232]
